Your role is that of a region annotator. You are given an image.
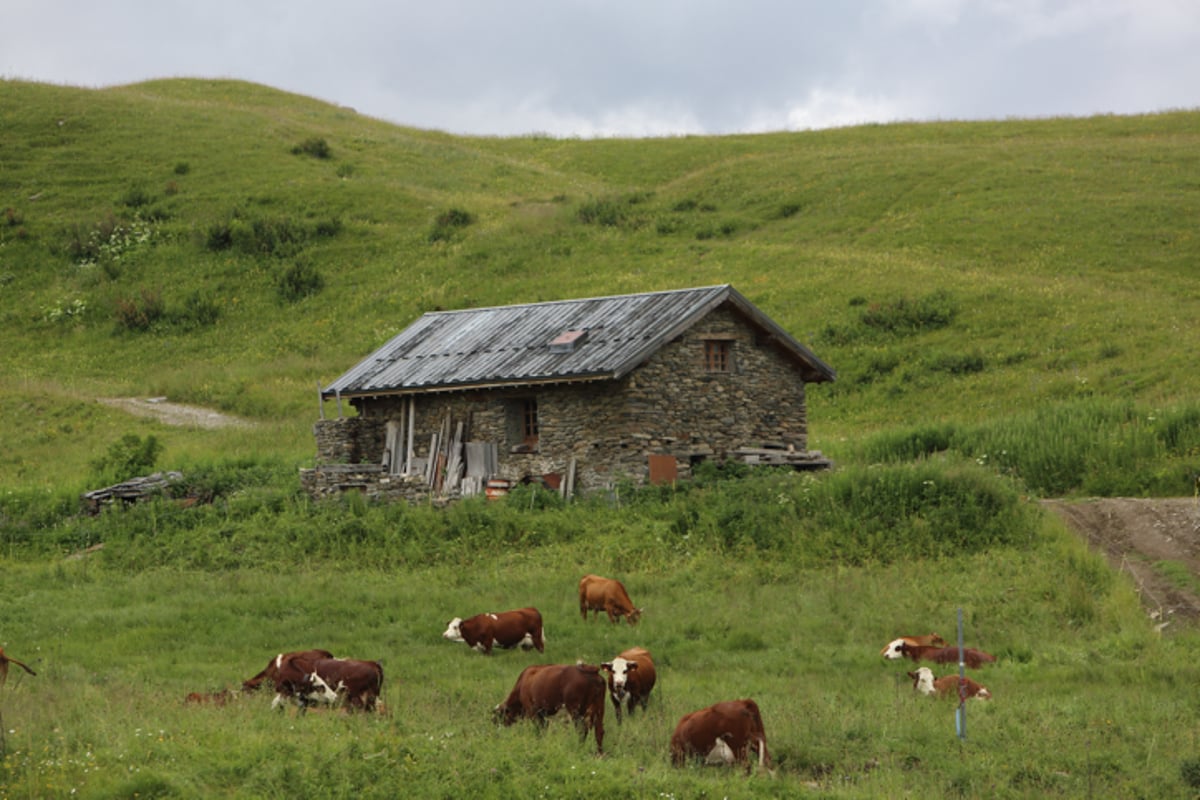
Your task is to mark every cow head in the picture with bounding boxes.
[881,638,908,659]
[908,667,936,696]
[627,607,643,625]
[442,618,466,643]
[599,657,638,700]
[492,701,519,727]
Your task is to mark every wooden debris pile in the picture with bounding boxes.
[81,471,185,514]
[730,447,833,471]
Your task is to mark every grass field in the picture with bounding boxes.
[3,511,1198,799]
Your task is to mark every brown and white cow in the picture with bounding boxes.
[442,607,545,655]
[670,699,770,770]
[493,662,607,753]
[880,633,947,659]
[898,643,997,669]
[296,657,385,712]
[242,649,334,695]
[242,650,381,711]
[579,574,642,625]
[600,646,656,722]
[908,667,991,700]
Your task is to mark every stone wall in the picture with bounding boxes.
[309,305,813,500]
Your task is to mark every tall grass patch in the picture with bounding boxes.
[858,398,1200,497]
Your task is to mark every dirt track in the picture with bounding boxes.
[99,397,253,430]
[1042,497,1200,628]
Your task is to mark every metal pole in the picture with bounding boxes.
[956,607,967,740]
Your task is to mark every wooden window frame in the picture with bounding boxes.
[521,397,539,445]
[704,339,732,373]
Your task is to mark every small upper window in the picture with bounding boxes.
[704,340,731,373]
[521,398,539,443]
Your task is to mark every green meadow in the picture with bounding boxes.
[1,78,1199,797]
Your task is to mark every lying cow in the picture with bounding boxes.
[600,646,656,722]
[296,657,385,712]
[442,607,545,655]
[908,667,991,700]
[670,699,770,770]
[242,649,334,694]
[579,574,642,625]
[898,642,997,669]
[494,662,607,753]
[880,633,947,659]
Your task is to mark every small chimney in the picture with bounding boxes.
[549,329,589,353]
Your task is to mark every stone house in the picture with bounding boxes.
[301,284,835,502]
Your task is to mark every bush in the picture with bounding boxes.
[577,197,627,227]
[291,137,332,159]
[90,434,163,484]
[428,207,474,243]
[276,260,324,302]
[114,288,165,332]
[204,220,233,251]
[177,290,221,329]
[861,289,958,334]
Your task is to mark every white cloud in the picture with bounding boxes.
[778,88,913,132]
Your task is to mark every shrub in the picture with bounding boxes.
[291,137,332,159]
[114,288,165,332]
[90,433,163,484]
[577,197,627,227]
[276,260,324,302]
[204,221,233,251]
[926,350,986,375]
[236,216,307,257]
[177,290,221,329]
[428,207,474,243]
[120,185,152,208]
[861,289,958,334]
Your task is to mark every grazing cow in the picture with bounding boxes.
[880,633,947,659]
[908,667,991,700]
[296,657,385,712]
[0,647,37,687]
[579,574,642,625]
[599,646,657,722]
[494,662,607,753]
[670,699,770,770]
[242,649,334,694]
[442,607,545,655]
[898,643,997,669]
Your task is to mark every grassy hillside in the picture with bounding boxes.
[2,78,1198,494]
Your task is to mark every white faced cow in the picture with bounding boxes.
[599,646,656,722]
[442,607,545,655]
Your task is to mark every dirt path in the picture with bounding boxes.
[99,397,254,430]
[1042,497,1200,629]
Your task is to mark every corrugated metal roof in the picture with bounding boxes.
[321,284,835,398]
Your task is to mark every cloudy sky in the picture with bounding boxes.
[4,1,1198,137]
